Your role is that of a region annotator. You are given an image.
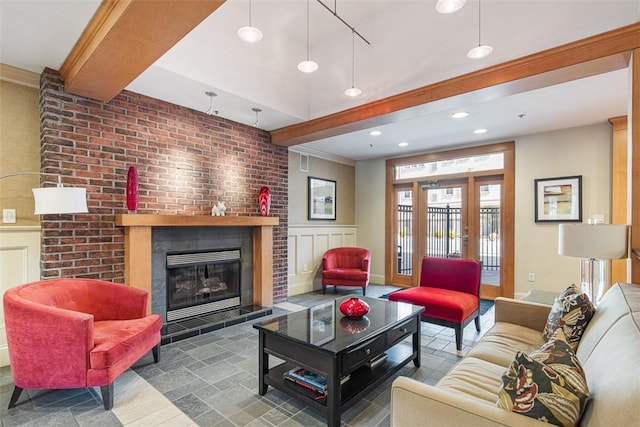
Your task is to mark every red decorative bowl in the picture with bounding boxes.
[339,297,370,320]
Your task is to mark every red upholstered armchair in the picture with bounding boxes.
[389,256,482,350]
[322,247,371,296]
[3,278,162,410]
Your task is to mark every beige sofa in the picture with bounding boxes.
[390,283,640,426]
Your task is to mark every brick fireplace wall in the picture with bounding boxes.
[39,68,289,303]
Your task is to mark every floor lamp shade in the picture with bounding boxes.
[558,223,629,305]
[558,224,629,259]
[32,187,88,214]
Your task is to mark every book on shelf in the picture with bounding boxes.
[283,367,350,394]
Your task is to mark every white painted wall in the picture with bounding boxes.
[0,226,41,367]
[354,122,612,297]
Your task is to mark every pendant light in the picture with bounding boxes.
[436,0,466,14]
[467,0,492,59]
[344,29,361,97]
[205,91,218,115]
[252,107,262,127]
[237,0,263,43]
[298,0,318,73]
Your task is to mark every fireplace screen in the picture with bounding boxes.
[166,249,241,320]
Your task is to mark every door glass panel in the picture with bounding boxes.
[479,183,501,286]
[426,186,463,259]
[396,190,413,276]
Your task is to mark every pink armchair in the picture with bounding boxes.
[389,256,482,350]
[322,247,371,296]
[3,278,162,410]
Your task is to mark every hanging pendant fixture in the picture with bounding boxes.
[252,107,262,127]
[237,0,263,43]
[467,0,492,59]
[205,91,218,115]
[298,0,318,73]
[344,30,361,97]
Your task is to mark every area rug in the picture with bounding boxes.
[380,292,495,316]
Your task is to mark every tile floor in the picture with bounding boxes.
[0,285,495,427]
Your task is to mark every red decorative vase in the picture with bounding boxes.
[258,186,271,216]
[126,166,139,213]
[339,297,370,320]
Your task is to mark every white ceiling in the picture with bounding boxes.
[1,0,639,161]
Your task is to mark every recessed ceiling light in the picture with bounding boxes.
[473,128,488,134]
[451,111,469,119]
[398,142,409,147]
[369,130,382,136]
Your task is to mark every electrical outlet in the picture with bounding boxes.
[2,209,16,224]
[303,264,308,272]
[528,272,535,282]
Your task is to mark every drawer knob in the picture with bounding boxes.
[400,328,407,333]
[365,348,371,355]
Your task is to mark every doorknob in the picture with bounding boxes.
[461,235,469,241]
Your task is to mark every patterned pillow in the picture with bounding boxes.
[497,330,590,427]
[542,284,595,351]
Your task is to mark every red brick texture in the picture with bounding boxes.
[39,68,289,303]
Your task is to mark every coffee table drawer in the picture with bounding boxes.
[342,335,385,374]
[386,318,417,347]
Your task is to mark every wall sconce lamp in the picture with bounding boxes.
[0,172,88,215]
[558,223,629,306]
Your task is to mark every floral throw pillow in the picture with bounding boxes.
[497,330,590,427]
[542,284,595,351]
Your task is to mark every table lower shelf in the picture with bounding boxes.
[262,341,416,412]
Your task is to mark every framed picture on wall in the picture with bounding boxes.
[308,177,337,220]
[534,175,582,222]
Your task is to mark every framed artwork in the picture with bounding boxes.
[309,301,335,345]
[308,177,336,220]
[534,175,582,223]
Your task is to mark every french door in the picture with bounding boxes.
[387,142,514,298]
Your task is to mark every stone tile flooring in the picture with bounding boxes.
[0,285,495,427]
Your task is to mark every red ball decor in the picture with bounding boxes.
[339,297,370,320]
[126,166,139,213]
[258,186,271,216]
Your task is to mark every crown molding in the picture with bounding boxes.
[0,64,39,89]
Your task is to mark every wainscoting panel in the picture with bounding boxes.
[0,226,41,367]
[288,225,357,296]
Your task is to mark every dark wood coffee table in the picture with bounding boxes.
[253,295,423,427]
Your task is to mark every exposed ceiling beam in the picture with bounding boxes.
[271,22,640,147]
[60,0,225,102]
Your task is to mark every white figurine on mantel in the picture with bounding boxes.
[211,201,226,216]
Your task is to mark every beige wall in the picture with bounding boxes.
[355,122,612,297]
[288,150,355,225]
[514,123,612,296]
[0,66,40,226]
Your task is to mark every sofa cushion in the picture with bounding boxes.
[437,356,507,405]
[542,284,595,350]
[466,322,546,367]
[90,315,162,369]
[497,330,589,427]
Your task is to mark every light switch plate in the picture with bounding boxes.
[3,209,16,223]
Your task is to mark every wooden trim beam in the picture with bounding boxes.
[60,0,225,102]
[632,49,640,283]
[271,22,640,147]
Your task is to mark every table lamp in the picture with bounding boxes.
[558,223,629,306]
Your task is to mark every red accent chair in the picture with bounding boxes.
[389,256,482,350]
[3,278,162,410]
[322,247,371,296]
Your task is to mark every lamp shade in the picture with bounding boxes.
[32,187,88,214]
[558,223,629,260]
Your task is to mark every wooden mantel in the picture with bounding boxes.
[115,214,279,309]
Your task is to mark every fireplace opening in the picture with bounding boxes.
[166,249,241,321]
